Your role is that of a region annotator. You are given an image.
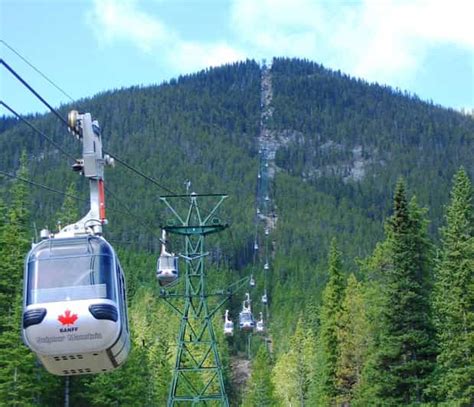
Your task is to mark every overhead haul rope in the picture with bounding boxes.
[0,168,160,238]
[0,169,89,204]
[1,57,228,235]
[1,59,219,217]
[0,101,76,162]
[1,40,75,102]
[0,104,162,239]
[0,58,181,196]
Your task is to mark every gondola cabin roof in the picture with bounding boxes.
[28,235,114,261]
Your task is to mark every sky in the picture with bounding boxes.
[1,0,473,116]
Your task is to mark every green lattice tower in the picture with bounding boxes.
[160,193,245,406]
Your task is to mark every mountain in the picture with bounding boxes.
[0,58,472,405]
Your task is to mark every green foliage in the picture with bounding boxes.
[335,273,369,405]
[431,168,474,404]
[309,239,345,405]
[0,58,473,405]
[56,181,79,229]
[242,346,278,407]
[273,317,315,406]
[370,180,435,405]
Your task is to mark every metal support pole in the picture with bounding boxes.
[161,193,232,406]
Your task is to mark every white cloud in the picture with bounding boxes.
[89,0,171,53]
[87,0,473,91]
[230,0,474,86]
[88,0,244,72]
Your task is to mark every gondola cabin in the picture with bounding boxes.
[250,275,256,287]
[223,310,234,336]
[22,235,130,376]
[224,320,234,336]
[239,310,254,332]
[156,253,178,286]
[256,313,265,334]
[156,230,179,286]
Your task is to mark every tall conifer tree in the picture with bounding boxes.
[374,179,435,404]
[273,317,316,406]
[0,152,62,405]
[310,238,345,405]
[432,168,473,404]
[335,273,369,405]
[242,346,277,407]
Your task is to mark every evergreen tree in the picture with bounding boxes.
[373,179,435,405]
[273,317,316,406]
[310,238,345,405]
[0,152,30,319]
[431,168,473,404]
[0,153,62,405]
[335,273,369,406]
[242,346,277,407]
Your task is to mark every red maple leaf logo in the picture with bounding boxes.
[58,310,78,326]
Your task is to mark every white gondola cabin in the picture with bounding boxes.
[249,275,256,288]
[239,310,254,332]
[23,235,130,376]
[239,293,254,332]
[156,230,178,286]
[256,312,265,334]
[22,110,130,376]
[223,310,234,336]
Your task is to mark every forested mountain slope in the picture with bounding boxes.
[0,58,472,406]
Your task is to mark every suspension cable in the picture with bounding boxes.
[0,169,88,203]
[0,101,76,162]
[0,169,154,225]
[0,59,70,128]
[1,58,219,218]
[104,185,163,240]
[1,40,74,102]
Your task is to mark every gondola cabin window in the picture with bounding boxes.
[27,237,115,305]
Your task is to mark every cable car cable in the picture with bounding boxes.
[0,169,145,222]
[0,59,177,194]
[0,101,77,162]
[103,152,177,196]
[0,40,75,102]
[1,58,219,219]
[0,59,70,128]
[1,97,178,199]
[1,59,190,196]
[104,185,164,240]
[0,168,89,203]
[0,102,163,234]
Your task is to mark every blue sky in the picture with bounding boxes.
[1,0,473,116]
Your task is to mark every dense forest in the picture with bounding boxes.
[0,58,472,406]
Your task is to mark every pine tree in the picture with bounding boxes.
[0,153,62,405]
[242,346,277,407]
[431,168,473,404]
[373,179,435,405]
[335,273,369,406]
[0,152,30,319]
[273,317,316,406]
[310,238,345,405]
